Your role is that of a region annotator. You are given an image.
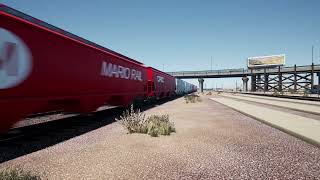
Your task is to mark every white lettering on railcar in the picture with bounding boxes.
[157,76,164,83]
[101,61,142,81]
[0,28,32,89]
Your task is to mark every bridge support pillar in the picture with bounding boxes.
[251,75,256,92]
[198,78,204,93]
[264,74,269,92]
[316,72,320,94]
[311,63,314,88]
[242,76,249,92]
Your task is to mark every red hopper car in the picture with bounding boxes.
[0,4,195,133]
[0,4,150,132]
[147,67,176,99]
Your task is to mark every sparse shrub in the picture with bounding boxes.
[116,105,147,134]
[147,121,159,137]
[147,115,175,136]
[206,92,212,95]
[303,90,310,97]
[116,105,175,137]
[0,168,41,180]
[184,94,202,103]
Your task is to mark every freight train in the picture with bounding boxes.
[0,4,197,132]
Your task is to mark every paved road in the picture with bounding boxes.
[1,96,319,179]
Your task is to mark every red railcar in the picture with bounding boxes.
[147,67,176,99]
[0,4,199,133]
[0,4,148,132]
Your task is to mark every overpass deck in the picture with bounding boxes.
[167,64,320,78]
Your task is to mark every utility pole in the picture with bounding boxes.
[312,45,314,64]
[210,56,213,71]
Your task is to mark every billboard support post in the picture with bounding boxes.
[251,75,256,92]
[264,74,269,92]
[278,66,282,92]
[247,63,315,94]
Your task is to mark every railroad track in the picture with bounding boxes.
[0,130,24,143]
[0,112,86,143]
[0,107,125,163]
[240,92,320,102]
[221,93,320,121]
[0,97,174,163]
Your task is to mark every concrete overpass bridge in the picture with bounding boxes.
[167,64,320,93]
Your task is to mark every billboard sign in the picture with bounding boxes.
[247,54,285,68]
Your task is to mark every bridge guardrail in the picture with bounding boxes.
[167,64,320,77]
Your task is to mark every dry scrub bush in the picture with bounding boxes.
[116,105,175,137]
[206,92,212,95]
[0,168,42,180]
[116,105,147,134]
[184,94,202,103]
[147,115,175,137]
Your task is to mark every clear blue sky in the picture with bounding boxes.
[2,0,320,88]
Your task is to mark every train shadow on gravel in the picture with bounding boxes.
[0,97,177,163]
